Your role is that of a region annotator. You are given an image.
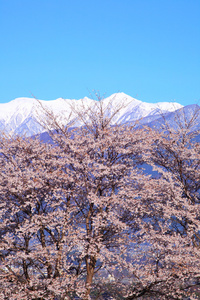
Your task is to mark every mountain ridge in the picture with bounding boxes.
[0,93,184,136]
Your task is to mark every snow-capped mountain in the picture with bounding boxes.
[0,93,183,136]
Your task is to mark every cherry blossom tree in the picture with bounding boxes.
[125,110,200,300]
[0,135,84,299]
[38,96,154,299]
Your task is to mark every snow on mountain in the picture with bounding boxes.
[101,93,183,125]
[155,102,183,112]
[0,93,183,136]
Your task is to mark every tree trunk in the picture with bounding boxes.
[84,255,96,300]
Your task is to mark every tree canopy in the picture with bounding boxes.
[0,99,200,299]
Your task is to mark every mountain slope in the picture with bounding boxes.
[145,104,200,133]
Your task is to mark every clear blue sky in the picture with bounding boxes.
[0,0,199,106]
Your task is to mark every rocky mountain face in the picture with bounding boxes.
[1,92,198,136]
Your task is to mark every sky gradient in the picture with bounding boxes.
[0,0,199,106]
